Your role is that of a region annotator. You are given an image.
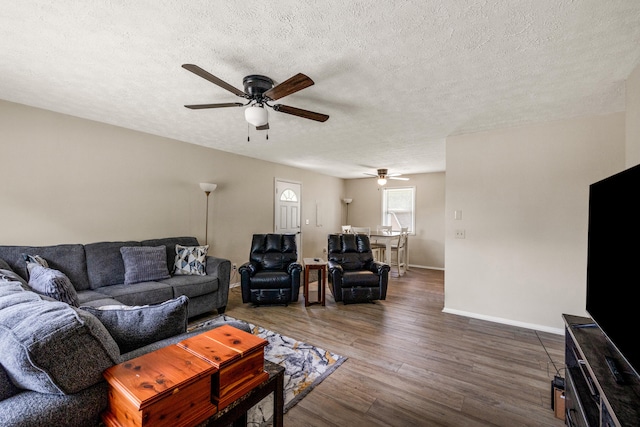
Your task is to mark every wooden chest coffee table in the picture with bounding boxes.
[102,325,269,427]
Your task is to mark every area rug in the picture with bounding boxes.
[190,314,348,426]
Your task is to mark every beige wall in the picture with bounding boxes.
[344,173,445,269]
[444,113,626,332]
[626,62,640,167]
[0,100,344,274]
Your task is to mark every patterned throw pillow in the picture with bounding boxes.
[120,246,171,285]
[27,263,80,307]
[22,254,49,280]
[173,244,208,276]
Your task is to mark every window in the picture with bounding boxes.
[382,187,415,233]
[280,188,298,202]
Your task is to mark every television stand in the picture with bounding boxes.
[563,314,640,426]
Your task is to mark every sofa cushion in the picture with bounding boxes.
[76,289,123,307]
[0,381,109,427]
[160,274,219,299]
[85,241,141,289]
[0,364,20,401]
[0,258,11,271]
[0,245,90,291]
[95,281,173,306]
[0,287,119,395]
[81,296,188,353]
[120,246,170,285]
[27,264,80,307]
[173,244,208,276]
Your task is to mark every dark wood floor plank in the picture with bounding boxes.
[191,268,565,426]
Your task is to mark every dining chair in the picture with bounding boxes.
[351,226,371,236]
[371,225,392,261]
[390,227,408,276]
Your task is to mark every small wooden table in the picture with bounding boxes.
[303,258,327,306]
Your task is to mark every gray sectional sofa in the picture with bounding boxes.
[0,236,230,318]
[0,238,241,426]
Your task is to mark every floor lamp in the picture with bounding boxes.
[343,198,353,224]
[199,183,217,245]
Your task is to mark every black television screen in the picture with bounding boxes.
[586,163,640,379]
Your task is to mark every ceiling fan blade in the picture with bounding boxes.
[184,102,244,109]
[264,73,314,101]
[272,104,329,122]
[389,177,410,181]
[182,64,246,97]
[256,123,270,131]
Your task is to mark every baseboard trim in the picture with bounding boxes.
[407,264,444,271]
[442,307,565,335]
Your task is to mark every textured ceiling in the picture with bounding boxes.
[1,1,640,179]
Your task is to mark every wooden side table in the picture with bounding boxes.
[303,258,327,306]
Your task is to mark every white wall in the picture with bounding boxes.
[0,100,344,271]
[626,62,640,167]
[444,113,625,332]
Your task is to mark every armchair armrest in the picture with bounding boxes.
[287,262,303,274]
[327,260,344,275]
[238,261,259,276]
[370,261,391,276]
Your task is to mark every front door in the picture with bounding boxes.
[274,179,302,256]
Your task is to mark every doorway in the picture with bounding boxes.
[274,179,302,257]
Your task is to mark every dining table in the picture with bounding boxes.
[369,231,408,267]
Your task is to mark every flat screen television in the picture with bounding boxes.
[586,163,640,380]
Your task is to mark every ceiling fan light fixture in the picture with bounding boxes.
[245,105,268,126]
[377,177,387,186]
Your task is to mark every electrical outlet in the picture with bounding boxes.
[455,229,466,239]
[232,263,237,271]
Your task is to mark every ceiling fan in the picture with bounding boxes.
[182,64,329,131]
[364,169,409,185]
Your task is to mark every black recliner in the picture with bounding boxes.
[239,234,302,305]
[327,233,390,304]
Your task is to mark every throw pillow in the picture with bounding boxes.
[0,268,28,287]
[21,254,49,280]
[81,296,189,354]
[27,263,80,307]
[0,290,120,395]
[120,246,170,285]
[22,254,49,268]
[173,244,208,276]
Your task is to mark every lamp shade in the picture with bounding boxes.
[199,183,217,193]
[343,198,353,204]
[244,106,268,126]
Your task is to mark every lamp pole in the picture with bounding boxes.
[343,198,353,224]
[199,183,218,245]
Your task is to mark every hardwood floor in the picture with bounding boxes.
[193,268,566,426]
